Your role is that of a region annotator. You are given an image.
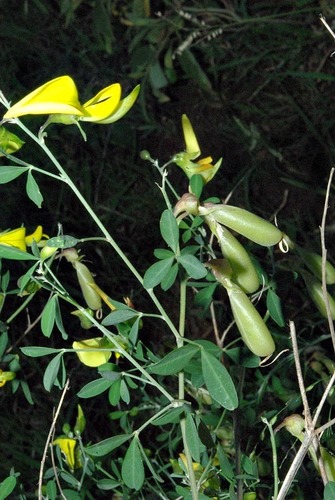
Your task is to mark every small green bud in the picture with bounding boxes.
[140,150,151,161]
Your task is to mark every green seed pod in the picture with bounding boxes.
[302,272,335,320]
[205,214,260,293]
[73,261,102,311]
[225,280,275,357]
[200,203,283,246]
[298,248,335,285]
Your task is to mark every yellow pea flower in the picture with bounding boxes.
[0,225,46,252]
[3,76,84,119]
[53,437,78,471]
[172,114,222,184]
[73,337,112,367]
[2,75,140,130]
[0,369,16,387]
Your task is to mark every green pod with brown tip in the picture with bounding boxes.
[73,261,102,311]
[205,214,260,293]
[226,281,275,357]
[302,272,335,320]
[298,248,335,285]
[201,204,283,246]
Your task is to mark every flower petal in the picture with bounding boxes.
[0,227,26,251]
[182,114,201,157]
[3,76,84,119]
[25,225,44,246]
[96,84,140,124]
[53,437,77,470]
[73,337,111,367]
[81,83,121,122]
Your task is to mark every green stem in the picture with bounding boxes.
[178,278,198,500]
[262,417,279,499]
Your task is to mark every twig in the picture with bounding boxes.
[38,378,70,499]
[49,429,66,499]
[289,321,312,424]
[320,167,335,350]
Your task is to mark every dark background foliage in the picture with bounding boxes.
[1,0,335,496]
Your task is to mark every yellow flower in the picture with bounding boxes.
[73,337,112,367]
[53,437,78,471]
[2,75,140,129]
[172,114,222,184]
[3,76,83,119]
[0,369,16,387]
[0,225,46,252]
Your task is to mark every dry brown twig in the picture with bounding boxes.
[277,167,335,498]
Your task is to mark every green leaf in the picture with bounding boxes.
[149,61,169,90]
[160,262,179,291]
[267,288,285,327]
[0,166,28,183]
[194,283,217,310]
[178,254,207,279]
[0,476,16,500]
[26,170,43,207]
[85,433,131,457]
[0,245,38,260]
[120,379,130,404]
[217,444,235,481]
[96,478,122,490]
[189,174,204,199]
[46,480,57,500]
[324,481,335,500]
[178,49,212,91]
[151,407,185,426]
[154,248,175,259]
[148,344,199,375]
[55,297,68,340]
[46,235,79,248]
[109,378,122,405]
[143,257,174,289]
[20,380,34,405]
[43,352,64,392]
[201,350,238,410]
[160,209,179,252]
[60,490,81,500]
[20,346,61,357]
[77,378,112,398]
[185,413,201,462]
[41,295,57,337]
[102,309,139,326]
[0,331,8,359]
[121,438,145,490]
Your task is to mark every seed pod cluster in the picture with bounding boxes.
[174,196,282,357]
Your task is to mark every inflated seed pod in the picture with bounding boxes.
[302,272,335,320]
[205,214,260,293]
[225,280,275,357]
[200,203,283,246]
[73,261,102,311]
[298,248,335,285]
